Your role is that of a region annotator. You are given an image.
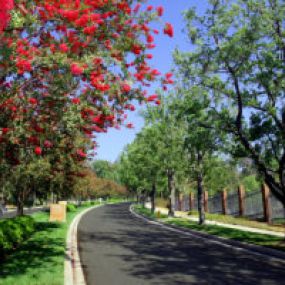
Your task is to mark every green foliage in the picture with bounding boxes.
[133,206,285,252]
[0,216,35,257]
[91,160,120,183]
[133,204,168,219]
[204,158,239,194]
[66,204,77,212]
[117,95,186,202]
[175,0,285,205]
[166,219,285,252]
[241,175,260,192]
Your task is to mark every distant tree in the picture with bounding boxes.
[91,160,119,183]
[142,96,185,216]
[73,168,127,200]
[173,86,222,224]
[204,158,239,195]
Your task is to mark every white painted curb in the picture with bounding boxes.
[64,205,103,285]
[129,205,285,265]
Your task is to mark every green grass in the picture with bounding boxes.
[107,197,135,204]
[0,203,100,285]
[134,205,285,252]
[188,211,285,233]
[133,204,168,219]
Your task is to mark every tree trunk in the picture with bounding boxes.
[197,152,205,225]
[150,182,156,214]
[265,176,285,208]
[168,169,176,217]
[33,191,37,207]
[197,171,205,225]
[16,191,25,216]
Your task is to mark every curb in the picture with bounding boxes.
[64,205,104,285]
[130,205,285,264]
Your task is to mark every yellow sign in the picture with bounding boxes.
[50,204,66,222]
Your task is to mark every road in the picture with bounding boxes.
[78,203,285,285]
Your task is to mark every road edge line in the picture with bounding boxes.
[129,204,285,265]
[65,204,104,285]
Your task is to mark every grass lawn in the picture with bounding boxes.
[133,204,285,252]
[0,203,101,285]
[188,211,285,233]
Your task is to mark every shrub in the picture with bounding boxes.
[0,216,35,258]
[80,201,91,207]
[66,204,77,212]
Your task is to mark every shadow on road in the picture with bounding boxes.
[78,203,285,285]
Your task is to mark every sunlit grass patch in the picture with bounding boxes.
[133,204,285,252]
[0,203,100,285]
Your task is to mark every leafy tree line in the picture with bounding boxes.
[72,167,128,201]
[117,96,261,224]
[117,0,285,224]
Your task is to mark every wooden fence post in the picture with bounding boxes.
[204,191,209,213]
[238,185,245,216]
[189,192,194,213]
[262,183,272,223]
[222,189,227,215]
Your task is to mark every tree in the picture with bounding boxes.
[117,149,141,200]
[117,130,159,212]
[0,1,174,214]
[175,0,285,206]
[172,86,222,224]
[203,158,239,195]
[73,168,127,200]
[91,160,119,182]
[128,95,185,216]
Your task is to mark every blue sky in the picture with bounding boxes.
[95,1,208,162]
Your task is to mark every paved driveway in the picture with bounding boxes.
[78,203,285,285]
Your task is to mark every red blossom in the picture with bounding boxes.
[121,83,131,93]
[0,0,14,33]
[76,149,87,158]
[2,128,9,135]
[164,23,174,37]
[44,140,53,148]
[147,34,154,43]
[71,63,84,75]
[147,94,158,102]
[72,98,81,104]
[157,6,164,17]
[126,123,134,129]
[28,98,38,105]
[131,44,142,55]
[59,43,69,52]
[0,0,173,167]
[34,147,42,156]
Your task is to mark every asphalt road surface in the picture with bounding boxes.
[78,203,285,285]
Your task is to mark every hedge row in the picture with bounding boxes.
[80,201,99,207]
[66,201,100,213]
[0,216,35,258]
[66,204,77,212]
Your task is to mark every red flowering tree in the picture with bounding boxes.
[0,1,173,214]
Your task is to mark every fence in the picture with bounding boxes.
[175,184,285,223]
